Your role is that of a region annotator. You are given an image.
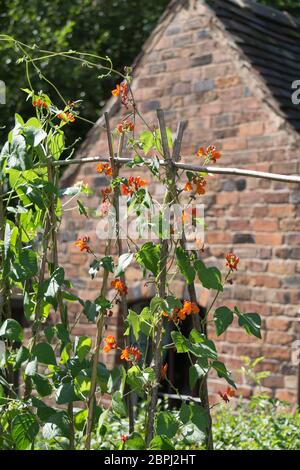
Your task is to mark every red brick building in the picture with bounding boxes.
[59,0,300,403]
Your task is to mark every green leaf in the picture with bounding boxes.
[75,336,92,362]
[156,411,179,438]
[236,309,262,339]
[32,374,52,397]
[171,331,188,353]
[0,319,23,342]
[12,413,39,450]
[17,249,38,280]
[115,252,133,277]
[42,412,70,439]
[1,135,27,170]
[77,199,88,217]
[126,365,145,397]
[25,359,37,377]
[75,371,91,397]
[194,259,223,291]
[56,382,78,405]
[181,423,205,445]
[40,267,65,310]
[32,342,57,365]
[97,363,110,394]
[112,391,128,418]
[139,130,155,155]
[48,130,65,160]
[125,310,140,341]
[56,323,70,345]
[149,435,174,450]
[191,404,208,434]
[136,242,160,276]
[23,125,47,147]
[83,300,101,322]
[188,330,218,360]
[44,325,55,343]
[14,346,29,369]
[189,361,208,389]
[139,306,153,336]
[125,432,146,450]
[179,403,191,424]
[74,409,88,431]
[211,360,236,388]
[89,256,114,279]
[31,397,56,422]
[175,247,195,284]
[214,306,234,336]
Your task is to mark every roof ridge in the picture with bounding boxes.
[224,0,300,29]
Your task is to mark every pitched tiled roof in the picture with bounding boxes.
[207,0,300,131]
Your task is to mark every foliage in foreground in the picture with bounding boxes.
[9,395,299,451]
[214,396,300,450]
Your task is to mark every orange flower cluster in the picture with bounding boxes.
[112,81,128,106]
[117,120,134,134]
[74,236,91,253]
[96,163,113,177]
[103,337,141,364]
[57,111,75,123]
[33,98,48,109]
[111,279,128,296]
[184,176,206,195]
[226,252,239,271]
[120,346,141,363]
[121,435,129,443]
[218,387,235,403]
[121,176,146,196]
[197,145,221,163]
[103,335,117,353]
[163,300,200,323]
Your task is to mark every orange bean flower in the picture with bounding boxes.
[163,301,200,323]
[103,335,117,353]
[184,176,206,195]
[96,163,113,177]
[197,145,221,163]
[57,111,75,123]
[33,98,48,109]
[121,435,129,443]
[218,387,235,403]
[101,186,112,203]
[117,120,134,134]
[74,236,91,253]
[120,346,141,363]
[111,279,128,296]
[161,363,168,381]
[112,81,128,106]
[226,252,239,271]
[121,176,146,196]
[112,84,121,97]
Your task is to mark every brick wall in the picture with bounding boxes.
[58,0,300,402]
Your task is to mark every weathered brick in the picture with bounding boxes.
[266,331,294,345]
[266,317,291,331]
[193,79,215,93]
[233,233,255,244]
[256,233,283,246]
[191,54,213,67]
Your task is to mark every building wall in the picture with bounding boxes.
[58,0,300,402]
